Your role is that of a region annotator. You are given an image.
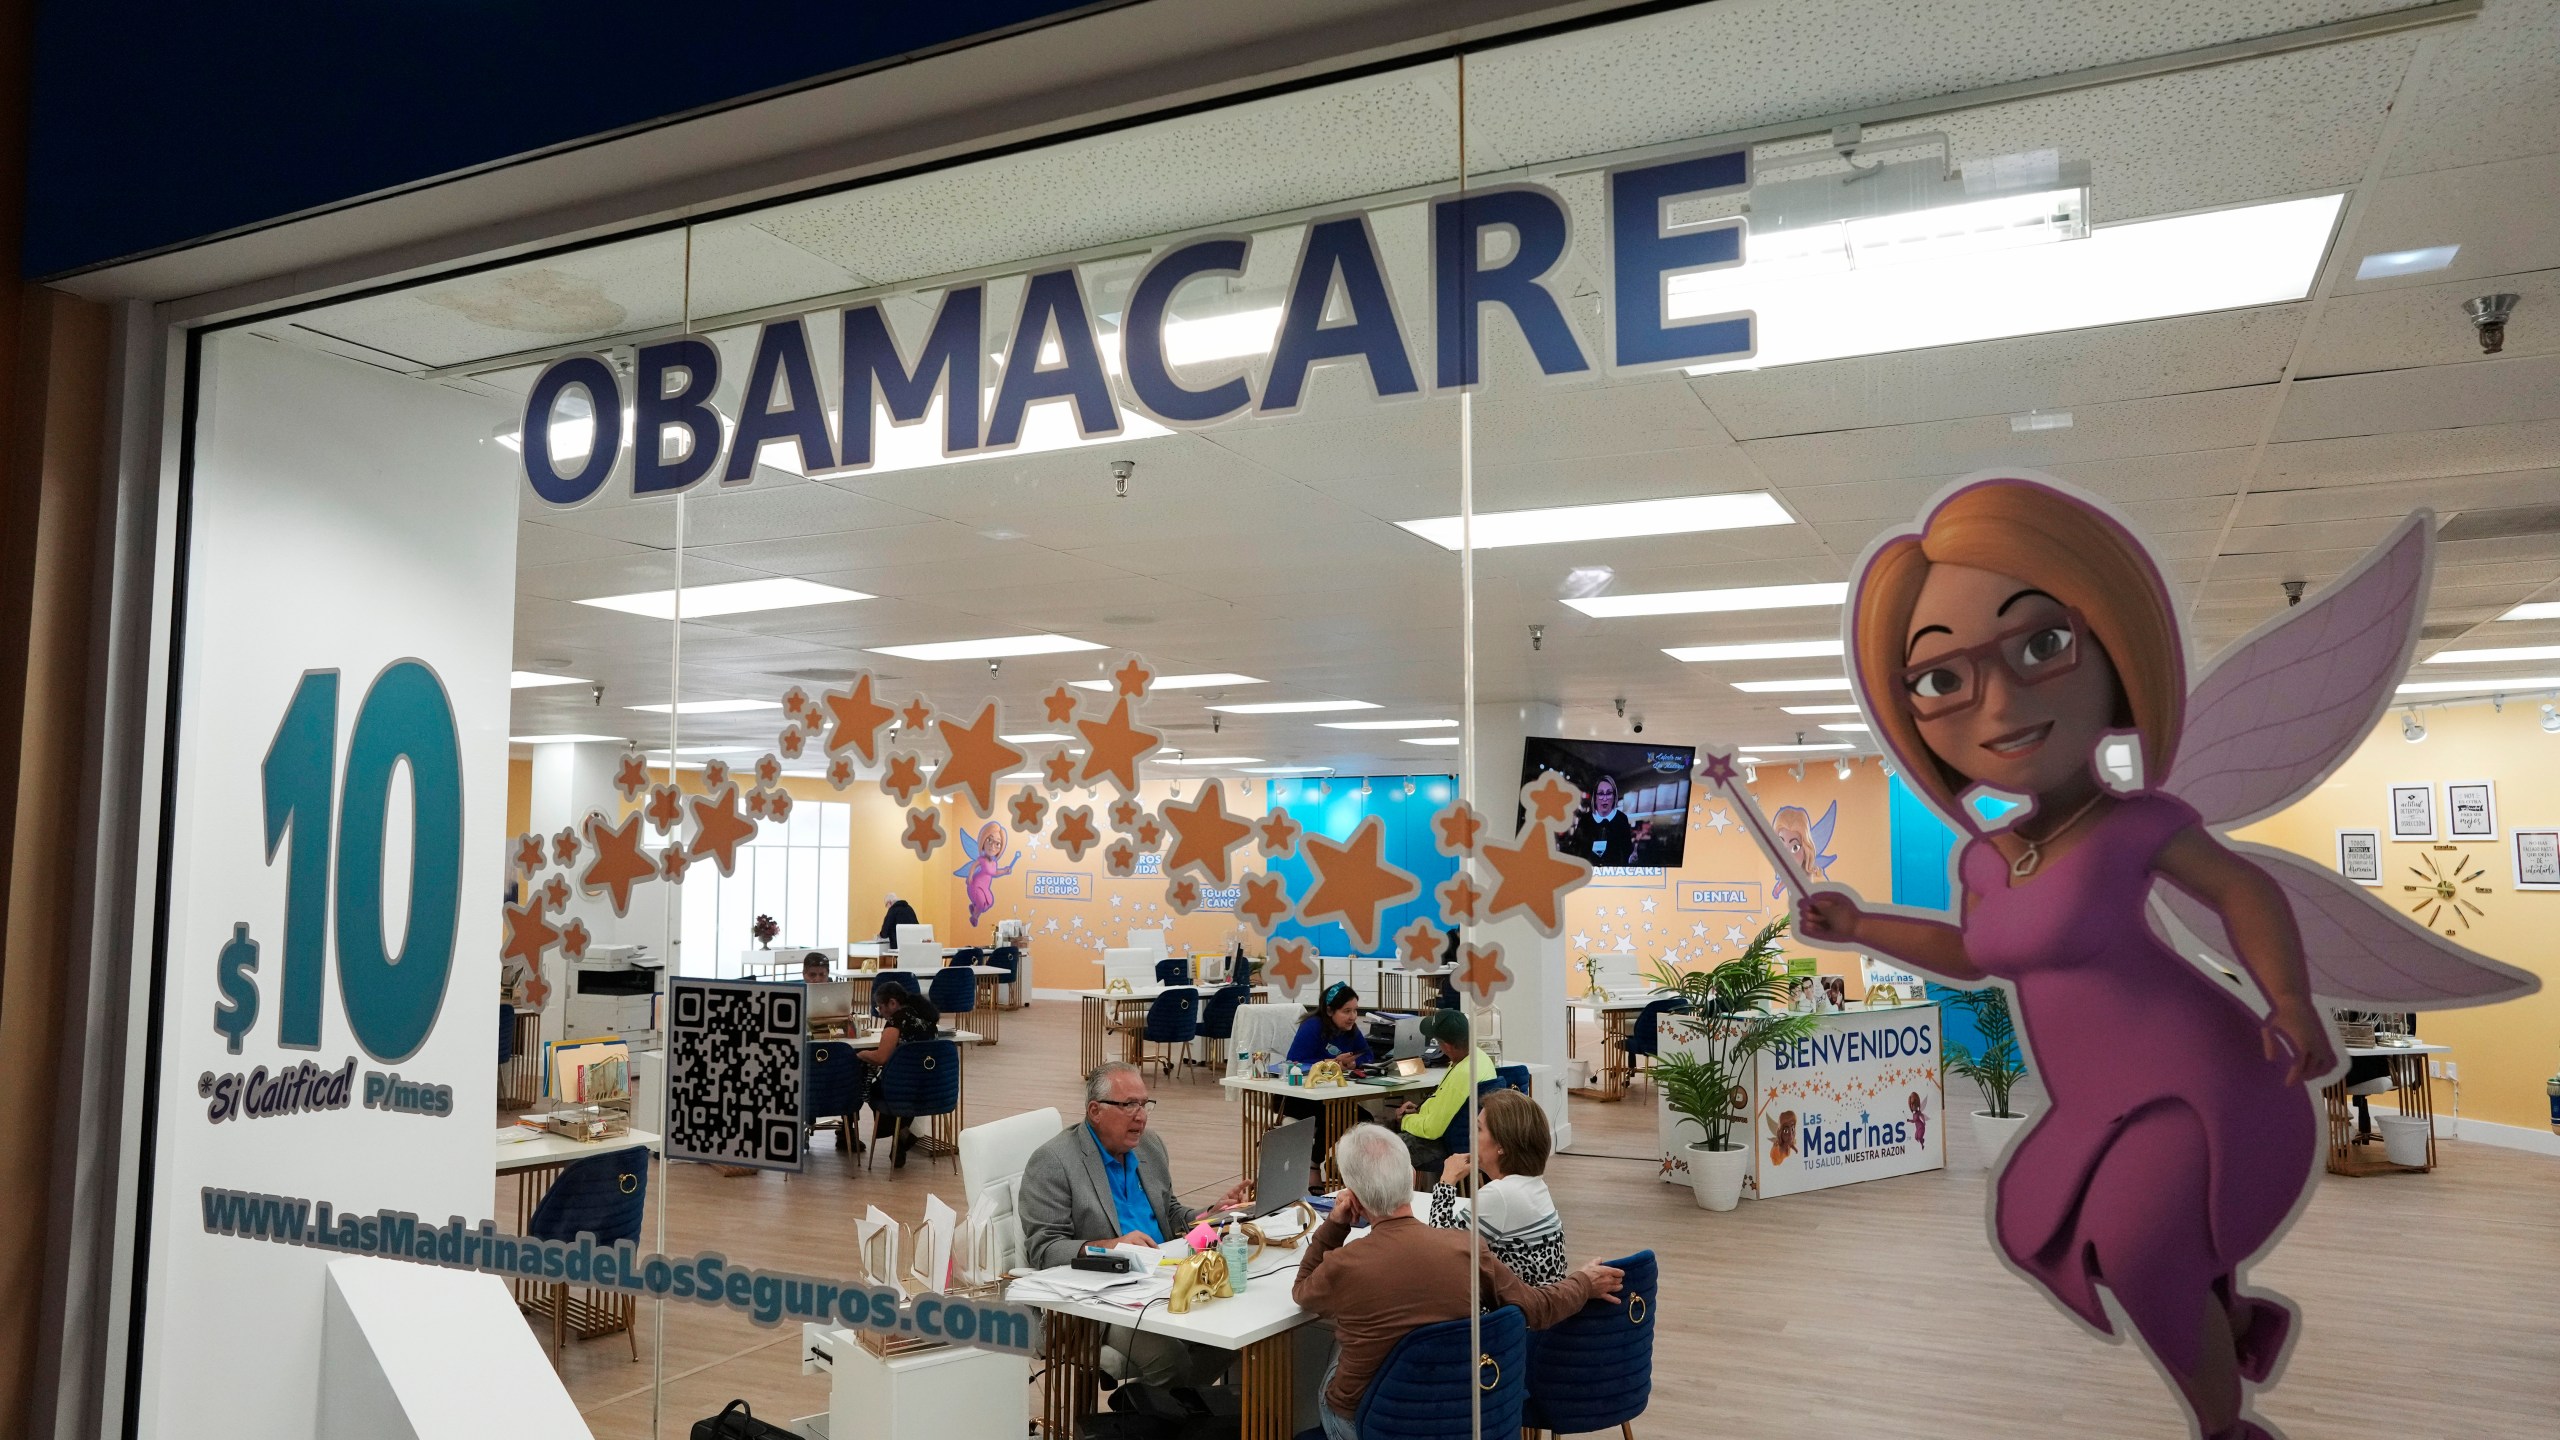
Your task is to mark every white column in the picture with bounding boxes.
[1467,701,1567,1113]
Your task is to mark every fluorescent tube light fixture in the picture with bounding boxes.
[1782,704,1862,715]
[867,634,1105,661]
[2355,245,2459,280]
[510,670,589,689]
[626,699,782,715]
[509,733,624,744]
[2397,676,2560,695]
[1068,673,1262,691]
[1318,719,1458,731]
[1820,723,1871,733]
[1733,678,1854,694]
[1208,701,1379,715]
[577,577,870,620]
[1396,492,1792,551]
[1001,733,1074,743]
[2428,645,2560,664]
[1402,737,1463,746]
[1664,639,1843,663]
[1567,582,1847,619]
[2502,602,2560,621]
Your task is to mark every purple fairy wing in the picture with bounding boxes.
[2168,513,2430,829]
[2149,847,2537,1009]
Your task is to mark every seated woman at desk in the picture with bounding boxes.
[1289,983,1376,1069]
[1426,1090,1565,1285]
[857,980,940,1167]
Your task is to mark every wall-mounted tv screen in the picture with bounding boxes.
[1518,736,1696,869]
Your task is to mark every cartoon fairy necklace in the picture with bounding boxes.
[2009,790,2107,878]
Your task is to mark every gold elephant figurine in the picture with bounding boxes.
[1167,1250,1234,1314]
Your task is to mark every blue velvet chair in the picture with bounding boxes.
[1522,1250,1658,1439]
[1442,1072,1528,1159]
[869,969,915,1017]
[988,945,1023,1006]
[804,1040,864,1154]
[524,1147,650,1357]
[927,965,977,1019]
[1621,997,1691,1079]
[1196,982,1252,1066]
[1154,955,1192,986]
[1133,986,1199,1077]
[1354,1305,1527,1440]
[870,1038,962,1172]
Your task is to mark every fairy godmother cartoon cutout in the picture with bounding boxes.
[1710,475,2535,1440]
[954,821,1019,929]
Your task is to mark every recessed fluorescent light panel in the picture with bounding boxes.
[1819,723,1871,733]
[2502,602,2560,621]
[2009,410,2073,432]
[2355,244,2459,280]
[1567,582,1847,619]
[1396,492,1792,551]
[1208,701,1379,714]
[1781,704,1862,715]
[1001,733,1075,743]
[509,733,624,744]
[1068,673,1263,691]
[510,670,589,689]
[867,634,1105,661]
[1732,678,1854,693]
[626,699,782,715]
[1664,639,1844,663]
[2426,645,2560,664]
[1318,719,1459,731]
[1680,193,2342,374]
[1401,737,1463,746]
[2396,676,2560,695]
[576,577,870,620]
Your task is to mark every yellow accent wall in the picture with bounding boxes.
[2236,703,2560,1133]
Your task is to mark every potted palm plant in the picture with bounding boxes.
[1941,986,2031,1167]
[1645,916,1821,1211]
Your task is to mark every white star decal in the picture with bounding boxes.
[1572,931,1592,950]
[1706,807,1734,835]
[1614,905,1628,918]
[1725,924,1746,945]
[1691,921,1708,938]
[1640,896,1658,914]
[1613,934,1635,953]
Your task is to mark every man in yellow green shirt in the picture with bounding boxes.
[1376,1009,1496,1183]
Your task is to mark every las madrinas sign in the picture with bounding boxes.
[520,150,1754,504]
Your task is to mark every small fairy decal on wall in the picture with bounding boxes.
[955,820,1020,928]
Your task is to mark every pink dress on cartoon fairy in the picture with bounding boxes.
[955,823,1018,928]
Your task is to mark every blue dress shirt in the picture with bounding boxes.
[1089,1125,1162,1243]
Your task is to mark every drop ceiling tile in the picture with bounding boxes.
[2275,352,2560,441]
[1742,388,2273,485]
[2383,0,2560,178]
[517,521,650,569]
[517,552,764,603]
[2259,417,2560,487]
[2237,467,2560,526]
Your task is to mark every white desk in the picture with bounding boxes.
[795,1320,1028,1440]
[1076,986,1266,1074]
[2326,1041,2451,1175]
[1221,1070,1440,1185]
[1014,1242,1332,1440]
[1566,991,1676,1100]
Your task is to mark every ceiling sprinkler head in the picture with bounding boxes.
[1110,459,1135,498]
[2464,293,2519,355]
[1529,624,1544,652]
[2282,579,2306,608]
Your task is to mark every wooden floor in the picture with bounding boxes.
[508,1001,2560,1438]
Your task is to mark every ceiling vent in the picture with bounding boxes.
[2436,505,2560,543]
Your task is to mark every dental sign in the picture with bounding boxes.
[519,150,1753,503]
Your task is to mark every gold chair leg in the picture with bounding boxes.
[624,1296,638,1361]
[551,1281,566,1355]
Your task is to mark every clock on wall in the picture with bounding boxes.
[2403,844,2493,936]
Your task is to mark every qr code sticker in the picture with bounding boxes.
[667,978,804,1171]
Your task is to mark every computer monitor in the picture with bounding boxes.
[805,980,853,1027]
[896,924,935,951]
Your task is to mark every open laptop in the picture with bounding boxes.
[1211,1115,1318,1220]
[1355,1054,1428,1085]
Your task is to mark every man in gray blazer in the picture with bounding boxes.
[1019,1061,1247,1387]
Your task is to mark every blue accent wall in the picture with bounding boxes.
[1886,774,2000,1063]
[1264,776,1457,958]
[26,1,1113,277]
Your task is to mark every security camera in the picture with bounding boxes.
[2465,293,2519,355]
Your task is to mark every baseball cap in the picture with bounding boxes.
[1419,1009,1469,1047]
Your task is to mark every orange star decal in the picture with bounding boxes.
[613,752,650,801]
[1267,938,1316,1000]
[1237,872,1291,933]
[1112,656,1154,698]
[1395,916,1445,969]
[512,833,545,875]
[1523,774,1582,830]
[901,696,933,732]
[1433,801,1486,856]
[702,758,731,791]
[560,917,592,962]
[821,673,897,764]
[660,844,692,883]
[1456,941,1513,1004]
[825,755,855,789]
[582,810,659,917]
[687,784,759,876]
[778,726,806,759]
[1108,795,1143,831]
[1256,808,1302,858]
[1160,778,1253,884]
[1104,838,1140,877]
[520,965,551,1010]
[501,896,560,968]
[542,873,571,911]
[1077,697,1162,794]
[901,807,947,860]
[745,787,771,819]
[767,789,794,823]
[1052,805,1101,862]
[1436,870,1485,926]
[1480,820,1591,937]
[1008,786,1049,831]
[781,685,810,721]
[645,783,683,833]
[933,702,1026,816]
[1297,815,1421,951]
[1042,685,1079,725]
[1166,876,1202,914]
[1133,815,1166,850]
[880,753,927,805]
[551,826,582,868]
[1042,748,1077,789]
[755,753,783,788]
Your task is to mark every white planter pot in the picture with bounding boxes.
[1969,1109,2031,1168]
[1687,1142,1748,1211]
